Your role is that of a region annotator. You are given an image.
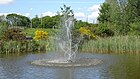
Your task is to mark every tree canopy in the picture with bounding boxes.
[6,13,31,27]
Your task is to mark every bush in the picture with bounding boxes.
[3,28,26,41]
[33,30,48,40]
[128,22,140,35]
[0,26,7,38]
[79,27,96,40]
[96,23,114,37]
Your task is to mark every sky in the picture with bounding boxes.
[0,0,105,23]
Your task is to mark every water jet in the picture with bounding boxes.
[31,9,102,67]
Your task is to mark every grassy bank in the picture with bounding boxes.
[0,28,54,54]
[1,27,140,54]
[82,36,140,54]
[22,28,56,37]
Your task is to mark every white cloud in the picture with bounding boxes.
[77,8,81,10]
[0,13,8,16]
[88,4,100,12]
[0,0,13,4]
[87,4,101,23]
[25,13,30,17]
[88,11,99,23]
[74,12,86,18]
[42,11,56,17]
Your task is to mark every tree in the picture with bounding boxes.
[74,20,90,29]
[31,15,41,28]
[125,0,140,23]
[51,15,61,28]
[97,3,111,23]
[41,16,56,28]
[6,13,30,27]
[58,4,74,17]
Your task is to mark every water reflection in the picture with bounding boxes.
[109,54,140,79]
[0,53,140,79]
[54,68,73,79]
[0,56,26,79]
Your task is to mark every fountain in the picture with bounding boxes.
[31,9,102,67]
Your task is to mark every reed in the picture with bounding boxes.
[0,40,43,54]
[82,36,140,54]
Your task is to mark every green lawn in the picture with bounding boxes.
[22,28,56,37]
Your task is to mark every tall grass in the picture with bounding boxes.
[82,36,140,54]
[0,40,45,54]
[0,28,55,54]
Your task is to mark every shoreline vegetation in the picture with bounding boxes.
[81,36,140,54]
[0,2,140,55]
[0,28,139,54]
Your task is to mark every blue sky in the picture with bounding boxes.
[0,0,105,23]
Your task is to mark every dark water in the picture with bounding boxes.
[0,52,140,79]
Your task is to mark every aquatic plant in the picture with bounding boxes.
[82,36,140,54]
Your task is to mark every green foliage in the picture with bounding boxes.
[97,0,140,36]
[125,0,140,23]
[22,28,54,37]
[59,4,74,16]
[82,36,140,53]
[0,40,40,53]
[6,13,31,27]
[0,26,7,38]
[31,15,60,28]
[0,15,8,26]
[128,22,140,35]
[95,23,114,37]
[97,3,111,23]
[31,15,41,28]
[42,16,59,28]
[74,20,90,29]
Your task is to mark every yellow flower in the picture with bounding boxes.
[34,30,48,40]
[79,27,96,39]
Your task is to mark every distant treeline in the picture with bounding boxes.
[0,13,92,28]
[0,0,140,37]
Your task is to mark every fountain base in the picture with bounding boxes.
[31,58,102,67]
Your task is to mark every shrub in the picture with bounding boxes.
[79,27,96,40]
[3,28,26,41]
[33,30,48,40]
[0,26,7,38]
[96,23,114,37]
[78,27,96,50]
[128,22,140,35]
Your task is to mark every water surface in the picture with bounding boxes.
[0,52,140,79]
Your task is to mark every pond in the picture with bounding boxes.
[0,52,140,79]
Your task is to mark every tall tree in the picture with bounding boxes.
[97,3,111,23]
[125,0,140,22]
[31,15,41,28]
[6,13,30,27]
